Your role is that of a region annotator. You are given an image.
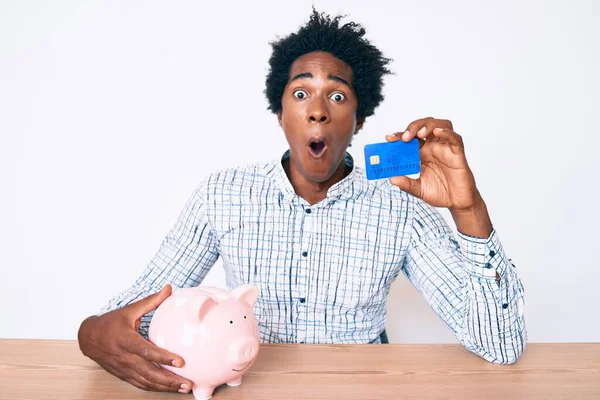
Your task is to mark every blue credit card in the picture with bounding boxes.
[364,138,421,180]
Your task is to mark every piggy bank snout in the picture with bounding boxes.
[229,337,259,365]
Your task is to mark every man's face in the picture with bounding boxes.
[278,51,362,183]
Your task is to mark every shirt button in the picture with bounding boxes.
[485,263,492,269]
[502,303,508,309]
[305,208,312,214]
[489,250,496,257]
[302,251,308,257]
[299,298,306,303]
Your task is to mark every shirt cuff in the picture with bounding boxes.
[139,313,153,340]
[457,228,507,279]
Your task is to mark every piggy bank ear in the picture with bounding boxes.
[189,295,218,322]
[231,284,259,307]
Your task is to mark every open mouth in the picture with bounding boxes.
[308,138,327,158]
[232,362,251,372]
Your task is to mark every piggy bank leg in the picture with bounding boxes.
[192,385,215,400]
[226,377,243,387]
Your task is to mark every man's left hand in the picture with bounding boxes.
[385,117,483,212]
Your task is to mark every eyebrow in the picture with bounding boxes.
[290,72,352,89]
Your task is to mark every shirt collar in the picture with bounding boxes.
[267,150,362,206]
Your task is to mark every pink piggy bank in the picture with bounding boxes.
[148,284,260,400]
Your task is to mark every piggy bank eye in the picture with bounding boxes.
[230,321,233,324]
[244,316,247,319]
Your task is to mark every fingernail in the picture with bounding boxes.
[433,127,443,133]
[180,383,190,393]
[402,131,410,140]
[417,126,427,136]
[172,359,182,367]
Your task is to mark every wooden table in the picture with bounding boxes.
[0,340,598,399]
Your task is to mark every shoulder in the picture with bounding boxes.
[194,159,279,200]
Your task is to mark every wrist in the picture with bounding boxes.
[449,190,485,215]
[450,196,493,238]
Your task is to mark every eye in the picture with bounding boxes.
[330,92,346,102]
[293,89,308,99]
[244,316,247,319]
[230,320,233,324]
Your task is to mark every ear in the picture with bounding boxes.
[189,295,218,322]
[355,118,365,135]
[231,284,259,307]
[277,110,282,127]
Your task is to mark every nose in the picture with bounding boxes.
[229,337,259,365]
[309,113,328,123]
[307,98,330,124]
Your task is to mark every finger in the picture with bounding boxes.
[386,117,432,142]
[386,117,450,142]
[100,352,191,394]
[401,117,434,142]
[416,118,455,141]
[98,360,167,392]
[127,356,193,393]
[391,124,425,142]
[124,368,174,392]
[438,118,453,131]
[129,336,186,368]
[385,130,410,142]
[125,377,147,391]
[96,358,124,379]
[432,128,463,148]
[127,368,181,393]
[385,128,427,143]
[390,176,421,197]
[125,284,172,318]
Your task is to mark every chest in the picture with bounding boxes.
[213,198,412,304]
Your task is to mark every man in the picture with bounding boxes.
[78,10,527,394]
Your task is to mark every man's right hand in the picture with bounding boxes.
[77,284,193,394]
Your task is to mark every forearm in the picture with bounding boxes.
[97,181,220,336]
[405,199,527,364]
[456,231,527,364]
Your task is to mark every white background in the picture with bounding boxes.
[1,0,599,343]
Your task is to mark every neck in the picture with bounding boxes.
[283,156,349,205]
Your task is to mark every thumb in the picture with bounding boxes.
[126,284,173,319]
[390,176,421,198]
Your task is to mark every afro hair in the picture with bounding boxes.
[264,8,393,120]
